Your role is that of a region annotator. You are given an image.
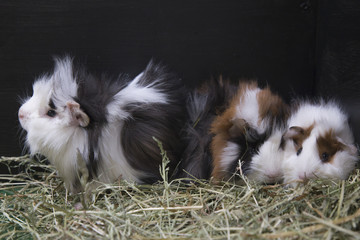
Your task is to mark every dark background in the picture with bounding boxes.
[0,0,359,159]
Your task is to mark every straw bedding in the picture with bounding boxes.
[1,154,359,240]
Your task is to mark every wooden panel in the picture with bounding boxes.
[0,0,317,158]
[315,0,360,142]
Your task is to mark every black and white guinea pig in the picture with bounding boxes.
[175,77,238,180]
[281,100,359,187]
[211,81,289,183]
[18,56,186,193]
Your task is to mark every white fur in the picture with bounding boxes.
[220,141,240,172]
[287,101,353,143]
[19,74,88,192]
[226,86,285,182]
[233,88,269,135]
[282,102,358,187]
[106,72,168,121]
[100,71,168,182]
[187,92,208,122]
[247,129,284,183]
[96,122,142,183]
[19,58,167,193]
[51,57,78,107]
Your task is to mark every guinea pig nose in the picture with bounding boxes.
[298,173,306,180]
[18,109,27,119]
[266,173,280,180]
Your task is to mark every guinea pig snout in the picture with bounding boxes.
[18,108,30,128]
[18,109,26,120]
[298,173,307,180]
[265,172,282,183]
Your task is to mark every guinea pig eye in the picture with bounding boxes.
[321,152,330,162]
[296,147,303,156]
[47,109,57,117]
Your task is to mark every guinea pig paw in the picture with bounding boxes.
[284,179,306,188]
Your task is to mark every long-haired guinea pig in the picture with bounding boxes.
[211,81,289,183]
[18,56,186,193]
[281,100,359,187]
[175,77,238,180]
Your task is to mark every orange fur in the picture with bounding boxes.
[317,129,345,163]
[210,81,258,180]
[256,86,289,126]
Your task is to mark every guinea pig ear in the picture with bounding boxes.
[281,126,305,147]
[348,144,359,156]
[284,126,304,138]
[229,118,247,138]
[337,138,359,156]
[67,101,90,127]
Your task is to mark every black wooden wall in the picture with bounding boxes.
[315,1,360,143]
[0,0,359,160]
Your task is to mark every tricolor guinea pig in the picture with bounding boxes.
[281,101,359,187]
[210,82,289,183]
[18,57,186,193]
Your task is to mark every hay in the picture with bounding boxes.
[1,155,359,240]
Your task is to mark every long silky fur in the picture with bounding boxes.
[73,66,130,181]
[226,127,268,176]
[210,81,290,182]
[78,60,186,184]
[120,63,186,183]
[175,78,238,180]
[20,57,186,192]
[281,98,359,186]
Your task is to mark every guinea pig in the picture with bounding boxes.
[280,100,359,187]
[175,77,238,180]
[210,81,289,183]
[18,56,186,193]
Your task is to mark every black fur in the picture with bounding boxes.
[227,129,267,177]
[68,60,185,184]
[178,79,289,181]
[121,62,186,183]
[73,66,129,180]
[176,79,237,180]
[49,99,56,109]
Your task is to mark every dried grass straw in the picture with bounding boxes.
[1,152,359,239]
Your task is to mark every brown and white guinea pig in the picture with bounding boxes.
[175,77,238,180]
[211,81,289,183]
[18,56,186,193]
[281,100,359,187]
